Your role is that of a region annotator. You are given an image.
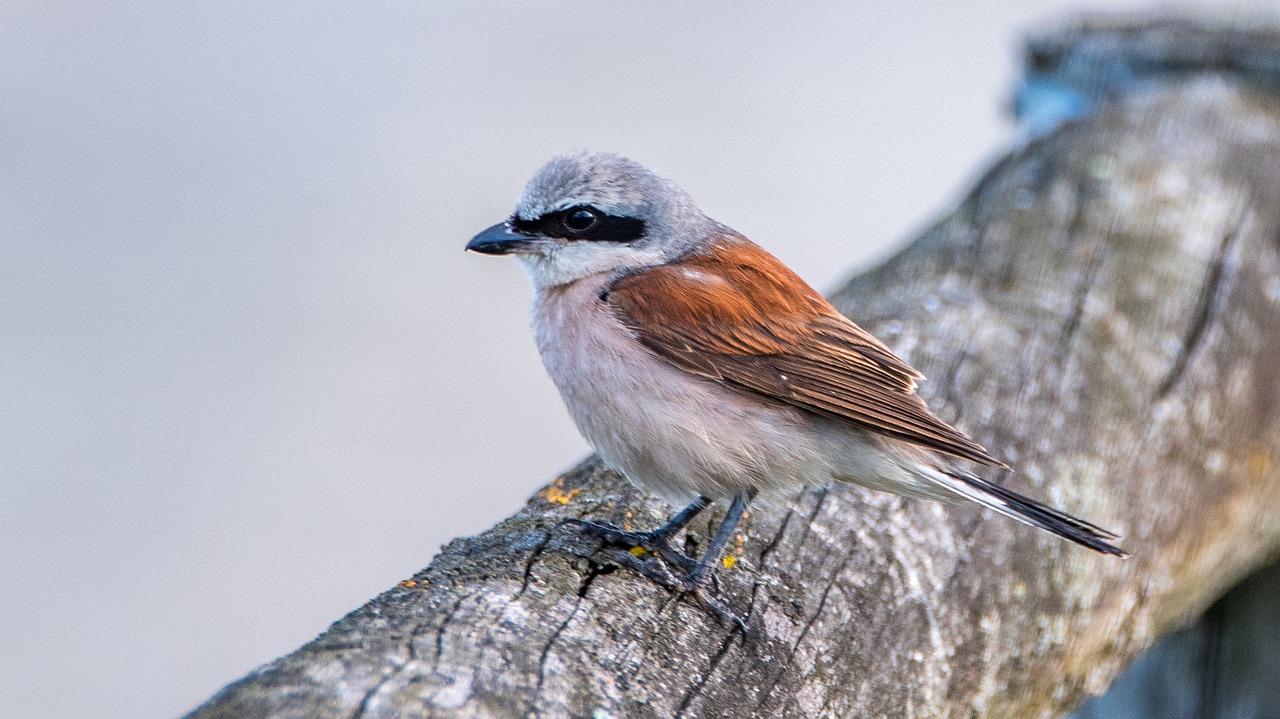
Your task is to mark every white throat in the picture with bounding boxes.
[517,242,667,289]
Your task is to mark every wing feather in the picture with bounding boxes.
[608,234,1005,467]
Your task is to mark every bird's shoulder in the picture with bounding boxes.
[606,233,920,386]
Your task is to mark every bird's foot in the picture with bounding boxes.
[560,518,698,574]
[683,583,748,632]
[559,518,746,631]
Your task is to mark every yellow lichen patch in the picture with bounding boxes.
[398,579,416,588]
[537,477,582,505]
[720,533,746,569]
[1250,446,1272,479]
[629,546,647,556]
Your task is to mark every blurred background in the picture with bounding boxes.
[0,1,1262,718]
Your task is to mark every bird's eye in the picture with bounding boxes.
[563,207,598,232]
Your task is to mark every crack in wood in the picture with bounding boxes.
[758,549,850,715]
[674,627,743,718]
[1155,216,1243,399]
[793,488,831,551]
[757,505,798,567]
[940,344,974,425]
[516,532,554,599]
[530,562,609,716]
[1058,189,1106,359]
[430,591,477,676]
[349,657,407,719]
[350,619,437,719]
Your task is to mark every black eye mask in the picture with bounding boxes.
[511,205,647,243]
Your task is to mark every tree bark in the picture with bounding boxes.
[187,17,1280,719]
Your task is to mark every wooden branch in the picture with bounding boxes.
[186,17,1280,719]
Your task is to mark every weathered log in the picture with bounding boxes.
[186,17,1280,719]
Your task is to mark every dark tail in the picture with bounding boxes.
[937,468,1129,557]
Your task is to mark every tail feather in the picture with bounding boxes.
[936,468,1129,557]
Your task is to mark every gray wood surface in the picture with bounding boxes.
[186,17,1280,719]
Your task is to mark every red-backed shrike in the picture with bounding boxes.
[467,151,1125,593]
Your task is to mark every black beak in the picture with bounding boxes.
[466,221,535,255]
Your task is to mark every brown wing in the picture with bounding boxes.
[607,234,1005,467]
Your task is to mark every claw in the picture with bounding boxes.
[675,577,748,631]
[558,516,749,629]
[560,518,699,575]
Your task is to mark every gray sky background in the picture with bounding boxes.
[0,2,1258,718]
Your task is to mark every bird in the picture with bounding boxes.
[466,151,1127,597]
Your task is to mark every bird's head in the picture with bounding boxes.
[466,151,716,287]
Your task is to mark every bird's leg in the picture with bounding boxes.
[679,490,755,631]
[688,490,753,586]
[564,495,712,573]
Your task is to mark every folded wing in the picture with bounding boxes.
[607,234,1005,468]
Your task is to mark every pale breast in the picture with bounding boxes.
[530,276,834,504]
